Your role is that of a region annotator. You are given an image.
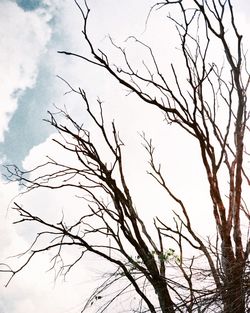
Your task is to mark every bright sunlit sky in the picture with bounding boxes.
[1,1,250,312]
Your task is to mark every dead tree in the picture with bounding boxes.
[2,1,250,312]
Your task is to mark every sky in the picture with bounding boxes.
[0,1,250,313]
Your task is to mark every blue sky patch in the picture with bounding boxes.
[0,64,55,169]
[16,0,42,11]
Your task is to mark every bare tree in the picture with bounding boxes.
[2,1,250,312]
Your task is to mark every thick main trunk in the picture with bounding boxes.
[223,284,245,312]
[223,263,245,313]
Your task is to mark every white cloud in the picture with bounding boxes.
[0,1,52,142]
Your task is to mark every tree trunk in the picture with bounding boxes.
[153,277,175,313]
[223,262,245,313]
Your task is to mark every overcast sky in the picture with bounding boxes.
[1,1,250,313]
